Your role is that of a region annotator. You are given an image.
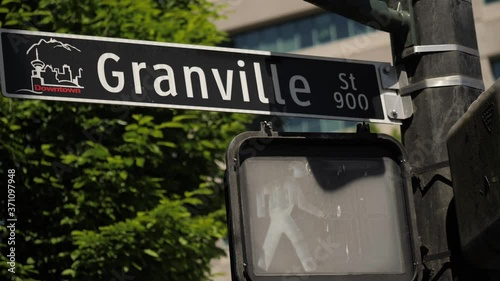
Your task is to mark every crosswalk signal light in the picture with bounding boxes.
[225,123,422,281]
[447,80,500,270]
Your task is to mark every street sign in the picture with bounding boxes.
[225,124,422,281]
[0,29,400,124]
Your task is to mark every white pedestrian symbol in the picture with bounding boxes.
[256,161,325,272]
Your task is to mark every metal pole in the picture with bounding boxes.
[388,0,483,280]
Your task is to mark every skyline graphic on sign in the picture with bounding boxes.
[16,38,84,94]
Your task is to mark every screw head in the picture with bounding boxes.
[383,66,391,74]
[390,110,398,118]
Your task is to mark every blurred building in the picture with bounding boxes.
[209,0,500,279]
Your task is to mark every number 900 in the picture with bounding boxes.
[333,92,369,111]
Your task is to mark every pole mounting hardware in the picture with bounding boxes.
[378,65,414,120]
[402,44,480,59]
[399,75,485,96]
[304,0,410,33]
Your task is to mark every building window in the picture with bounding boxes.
[485,0,500,3]
[231,13,374,53]
[491,57,500,80]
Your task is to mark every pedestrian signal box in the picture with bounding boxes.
[447,79,500,269]
[225,124,421,281]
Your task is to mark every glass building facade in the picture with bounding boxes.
[232,13,374,53]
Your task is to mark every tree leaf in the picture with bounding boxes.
[119,171,128,180]
[61,269,76,277]
[135,157,145,167]
[156,122,184,129]
[143,249,159,259]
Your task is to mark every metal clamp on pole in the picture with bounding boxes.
[400,75,485,96]
[402,44,480,59]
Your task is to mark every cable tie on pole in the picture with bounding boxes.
[402,44,480,59]
[400,75,485,96]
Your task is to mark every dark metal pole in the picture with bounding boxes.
[388,0,483,280]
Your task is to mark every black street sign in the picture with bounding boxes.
[0,29,397,123]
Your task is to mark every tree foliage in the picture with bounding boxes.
[0,1,249,280]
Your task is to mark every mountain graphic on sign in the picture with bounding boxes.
[15,38,84,95]
[26,38,81,54]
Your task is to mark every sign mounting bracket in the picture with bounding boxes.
[378,65,414,120]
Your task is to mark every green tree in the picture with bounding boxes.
[0,1,250,280]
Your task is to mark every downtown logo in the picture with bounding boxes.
[16,38,84,95]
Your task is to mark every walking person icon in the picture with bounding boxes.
[256,161,326,272]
